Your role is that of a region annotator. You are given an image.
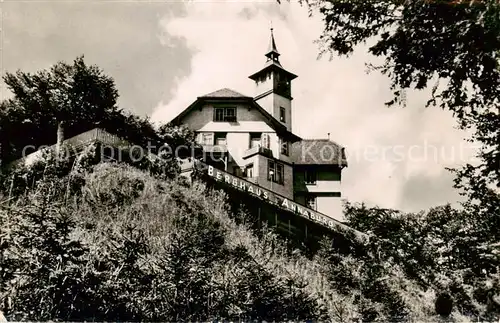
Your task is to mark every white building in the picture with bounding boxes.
[170,29,347,222]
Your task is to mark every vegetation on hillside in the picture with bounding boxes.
[0,155,452,321]
[1,145,497,321]
[0,56,195,167]
[0,51,498,321]
[294,1,500,318]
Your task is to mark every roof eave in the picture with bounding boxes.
[248,65,298,81]
[169,99,201,126]
[249,101,301,141]
[170,96,254,125]
[293,160,348,167]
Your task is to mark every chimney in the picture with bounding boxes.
[327,133,330,140]
[56,121,65,152]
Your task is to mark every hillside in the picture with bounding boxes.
[0,56,498,322]
[0,153,464,322]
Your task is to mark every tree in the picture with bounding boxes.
[301,0,500,188]
[0,56,119,163]
[0,56,199,181]
[340,201,500,320]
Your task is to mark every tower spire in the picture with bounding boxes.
[249,25,298,132]
[266,25,280,63]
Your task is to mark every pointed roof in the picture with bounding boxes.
[200,88,250,99]
[249,27,297,81]
[265,28,280,62]
[168,88,301,142]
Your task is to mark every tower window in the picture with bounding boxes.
[214,107,237,122]
[279,107,286,123]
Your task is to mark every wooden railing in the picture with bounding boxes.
[8,128,130,168]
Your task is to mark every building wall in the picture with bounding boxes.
[254,73,273,98]
[267,132,292,164]
[255,94,273,119]
[316,196,344,222]
[293,165,343,221]
[255,155,293,199]
[293,192,344,222]
[303,180,341,193]
[181,103,266,130]
[227,132,255,166]
[293,166,342,193]
[180,102,294,199]
[255,92,292,132]
[272,94,292,132]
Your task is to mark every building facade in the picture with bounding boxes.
[171,29,347,222]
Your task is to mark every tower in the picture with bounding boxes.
[249,28,297,132]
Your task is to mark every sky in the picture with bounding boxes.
[1,0,479,212]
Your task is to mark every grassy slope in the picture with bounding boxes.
[0,163,459,321]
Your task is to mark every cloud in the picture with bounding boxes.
[152,0,476,212]
[2,1,188,115]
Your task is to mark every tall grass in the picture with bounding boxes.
[0,162,450,321]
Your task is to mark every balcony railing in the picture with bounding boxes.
[201,144,228,154]
[242,146,273,159]
[9,128,130,168]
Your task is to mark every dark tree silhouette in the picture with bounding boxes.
[298,0,500,188]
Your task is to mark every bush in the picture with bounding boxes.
[0,164,327,321]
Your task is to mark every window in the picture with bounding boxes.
[261,133,270,149]
[280,139,289,156]
[214,107,237,122]
[305,169,316,185]
[233,167,243,177]
[268,159,284,185]
[249,133,262,149]
[214,108,224,122]
[276,163,284,184]
[245,164,254,178]
[280,107,286,123]
[201,133,214,146]
[305,195,317,210]
[214,132,227,146]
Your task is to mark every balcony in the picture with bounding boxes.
[242,146,273,159]
[303,180,341,193]
[201,144,228,154]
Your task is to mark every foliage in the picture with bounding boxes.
[0,54,197,192]
[0,56,196,168]
[0,56,118,164]
[301,0,500,188]
[5,162,478,321]
[297,5,500,317]
[341,201,500,321]
[0,164,330,321]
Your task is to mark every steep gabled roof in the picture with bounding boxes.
[200,88,250,99]
[291,139,347,167]
[168,88,301,143]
